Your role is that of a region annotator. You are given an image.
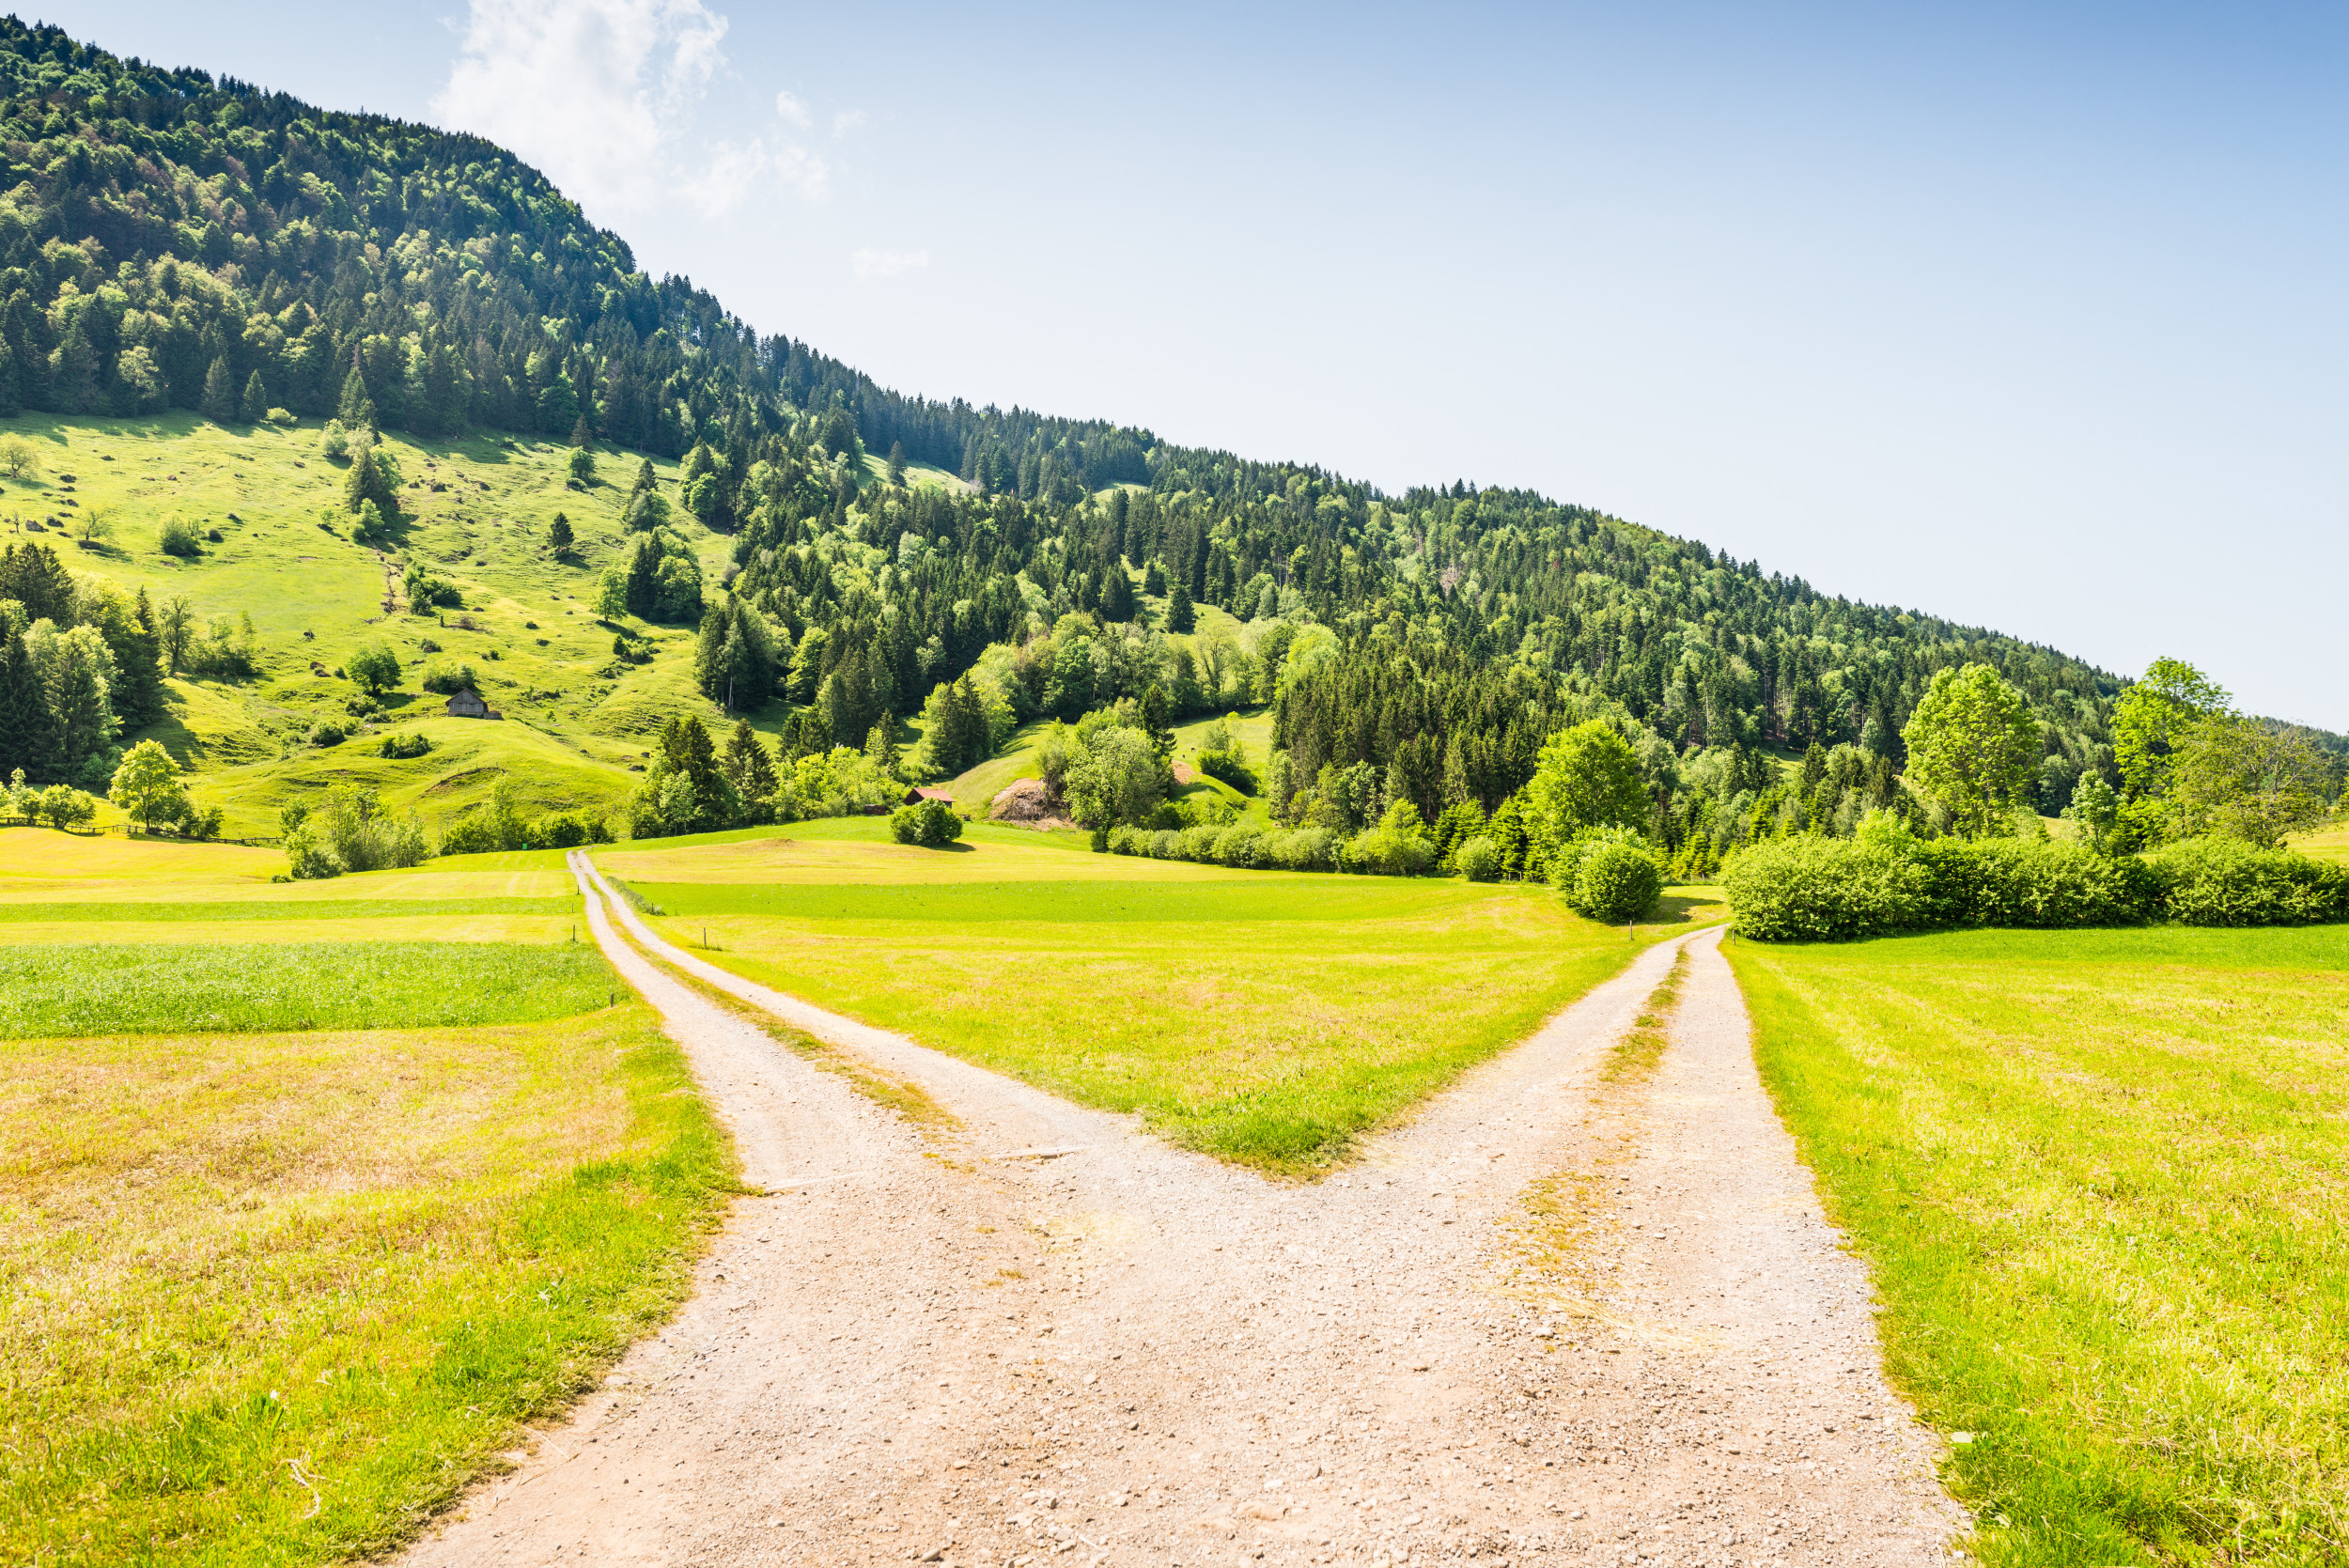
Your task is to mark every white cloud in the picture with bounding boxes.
[831,108,868,138]
[774,89,811,128]
[434,0,779,220]
[685,137,828,216]
[853,246,929,281]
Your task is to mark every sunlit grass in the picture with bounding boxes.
[1725,925,2349,1566]
[0,1004,733,1565]
[0,940,616,1037]
[599,817,1725,1173]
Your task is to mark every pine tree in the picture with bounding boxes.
[343,442,398,520]
[1167,581,1195,634]
[723,718,780,806]
[569,413,594,448]
[240,369,268,424]
[336,362,376,428]
[1099,564,1135,624]
[0,629,42,782]
[549,512,573,554]
[1141,685,1173,755]
[198,356,237,423]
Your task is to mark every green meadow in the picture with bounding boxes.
[1727,925,2349,1567]
[4,411,732,834]
[599,815,1725,1172]
[0,824,731,1566]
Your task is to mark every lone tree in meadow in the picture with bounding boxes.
[109,738,187,832]
[548,512,574,555]
[1900,662,2039,837]
[346,642,401,696]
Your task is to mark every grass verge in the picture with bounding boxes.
[0,940,614,1036]
[1725,925,2349,1566]
[1,1003,734,1565]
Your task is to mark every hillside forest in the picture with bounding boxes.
[0,18,2339,883]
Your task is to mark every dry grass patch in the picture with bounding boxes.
[0,1005,732,1565]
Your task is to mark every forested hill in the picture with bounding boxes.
[0,17,2232,845]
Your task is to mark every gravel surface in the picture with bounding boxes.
[398,860,1966,1566]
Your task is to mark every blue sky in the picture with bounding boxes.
[35,2,2348,725]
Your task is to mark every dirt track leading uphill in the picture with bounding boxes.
[399,857,1966,1567]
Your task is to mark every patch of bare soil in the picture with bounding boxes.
[399,871,1962,1566]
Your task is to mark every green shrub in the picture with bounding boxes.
[379,730,432,759]
[1542,824,1652,891]
[306,718,350,747]
[1920,838,2155,927]
[2150,837,2349,926]
[889,798,964,847]
[520,809,609,850]
[1454,835,1502,882]
[157,517,202,557]
[1724,837,1933,941]
[1571,841,1665,924]
[1344,802,1437,876]
[419,659,478,694]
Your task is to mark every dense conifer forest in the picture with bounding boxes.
[0,17,2335,859]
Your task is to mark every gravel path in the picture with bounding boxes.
[398,862,1965,1567]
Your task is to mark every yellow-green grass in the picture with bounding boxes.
[1725,926,2349,1566]
[945,718,1053,814]
[0,940,614,1036]
[1,410,739,831]
[599,818,1723,1173]
[1,1003,732,1566]
[0,824,579,902]
[2292,818,2349,867]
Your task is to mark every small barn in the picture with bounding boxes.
[443,687,504,721]
[901,785,956,806]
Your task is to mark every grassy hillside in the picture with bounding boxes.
[4,411,744,834]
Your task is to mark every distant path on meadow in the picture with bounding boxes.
[397,863,1964,1567]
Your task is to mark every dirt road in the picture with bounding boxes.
[398,858,1965,1566]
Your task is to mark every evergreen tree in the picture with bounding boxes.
[549,512,574,554]
[240,369,268,424]
[336,362,376,428]
[659,714,725,825]
[198,356,237,423]
[1099,564,1136,623]
[0,628,43,782]
[1141,685,1173,755]
[342,440,398,520]
[1166,581,1195,634]
[722,718,780,810]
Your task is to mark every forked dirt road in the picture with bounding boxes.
[400,857,1966,1567]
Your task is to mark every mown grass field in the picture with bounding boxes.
[0,825,733,1565]
[599,815,1724,1172]
[1725,925,2349,1567]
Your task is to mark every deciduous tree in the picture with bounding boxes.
[1899,663,2039,838]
